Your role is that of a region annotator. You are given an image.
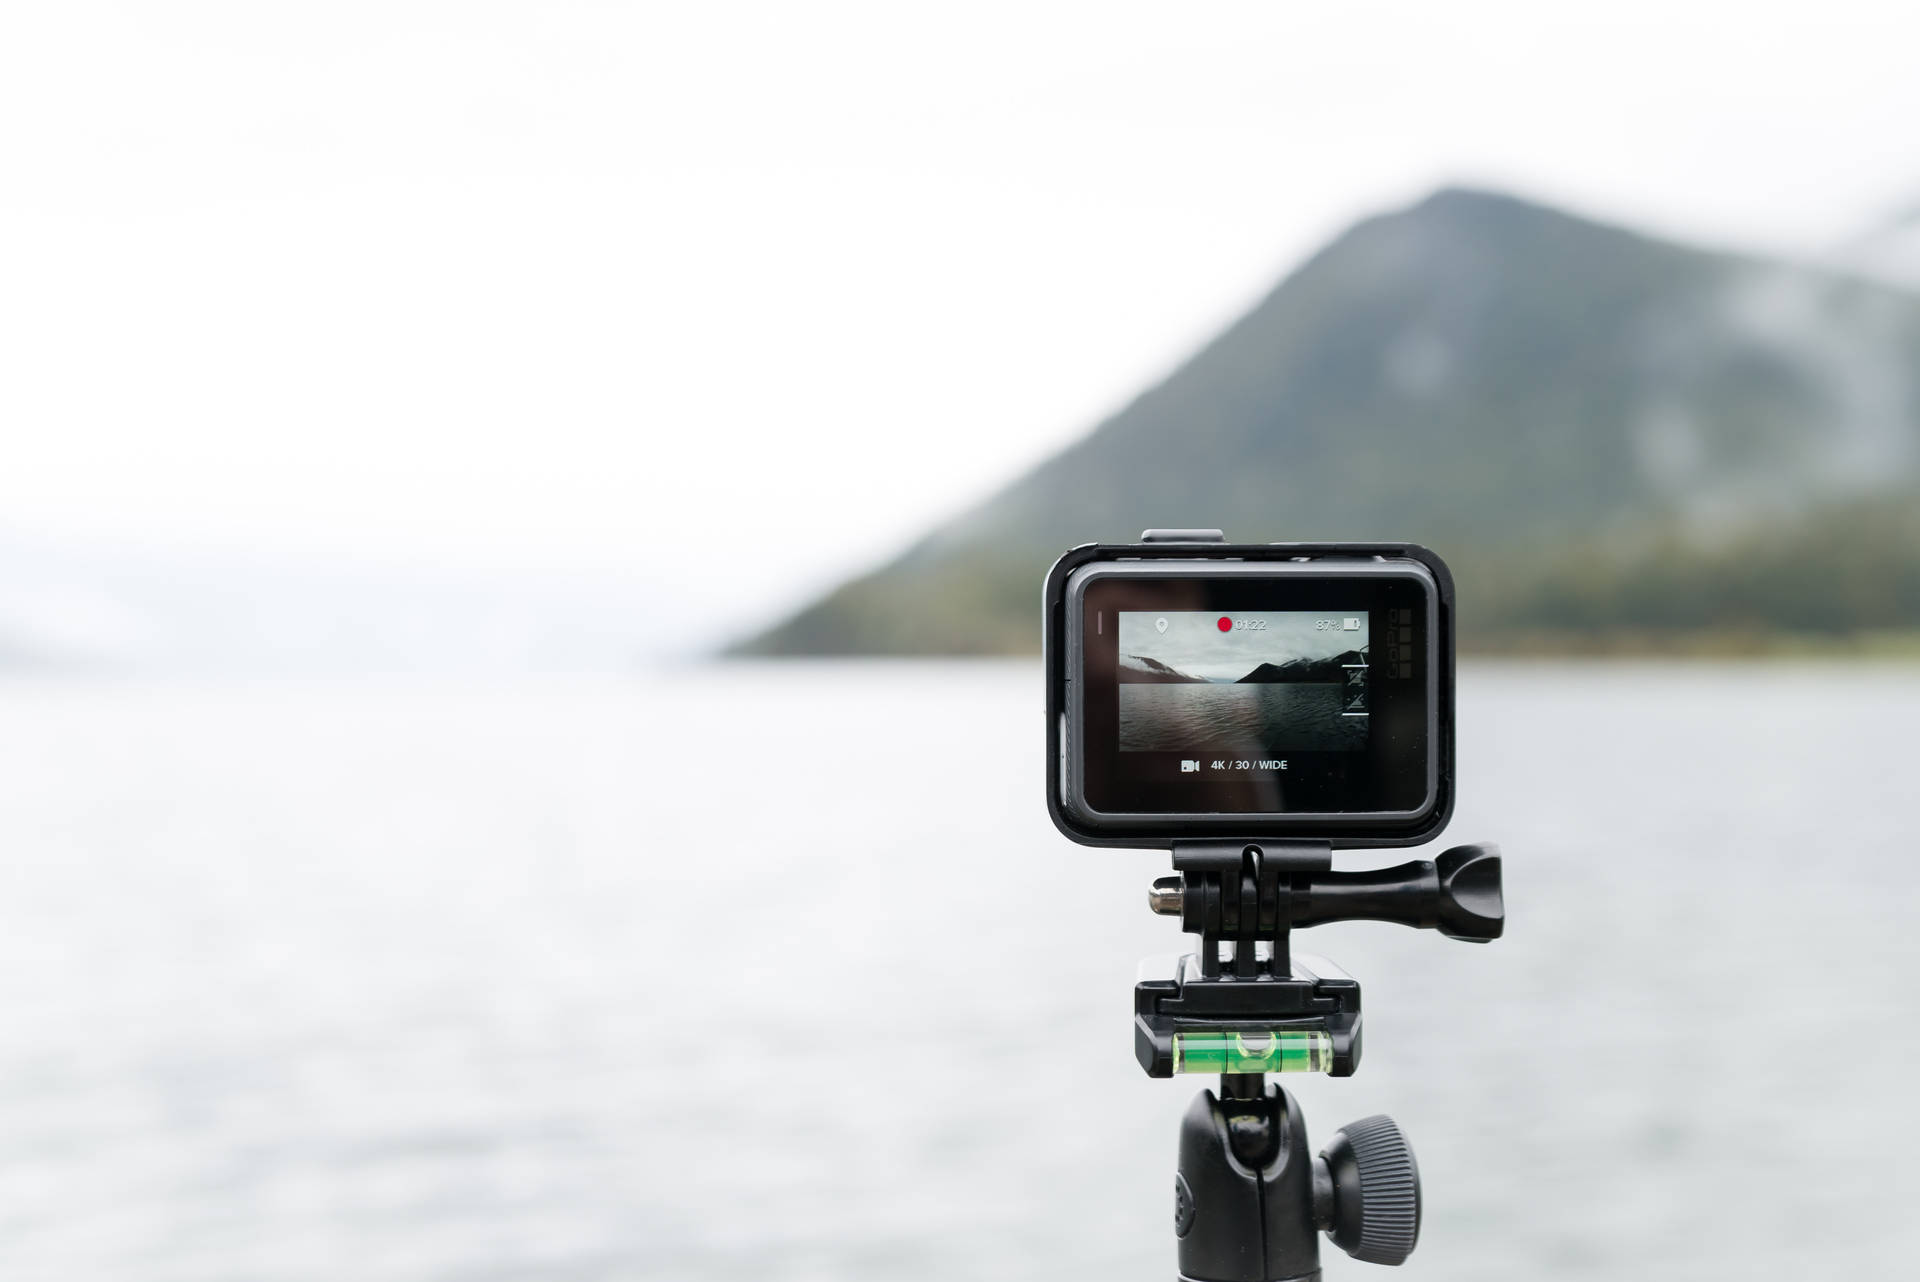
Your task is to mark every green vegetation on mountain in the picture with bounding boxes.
[737,187,1920,655]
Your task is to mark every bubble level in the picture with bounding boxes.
[1172,1028,1333,1075]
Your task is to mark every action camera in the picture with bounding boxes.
[1038,532,1501,1282]
[1043,532,1455,847]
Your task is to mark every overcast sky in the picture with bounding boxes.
[1120,611,1367,680]
[4,1,1919,646]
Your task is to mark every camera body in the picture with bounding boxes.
[1041,536,1499,1281]
[1044,535,1455,848]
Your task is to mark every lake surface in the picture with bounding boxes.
[1119,681,1364,752]
[0,662,1916,1280]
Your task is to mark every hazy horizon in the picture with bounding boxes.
[8,2,1920,668]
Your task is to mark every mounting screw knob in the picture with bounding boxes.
[1434,843,1504,941]
[1148,876,1184,916]
[1316,1114,1421,1266]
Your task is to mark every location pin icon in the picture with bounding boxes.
[1155,617,1169,634]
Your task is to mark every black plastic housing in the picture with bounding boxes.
[1135,950,1364,1079]
[1043,539,1457,849]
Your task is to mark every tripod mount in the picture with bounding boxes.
[1141,840,1503,1281]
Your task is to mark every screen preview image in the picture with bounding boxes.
[1115,612,1370,760]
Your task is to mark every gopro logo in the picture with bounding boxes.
[1180,759,1201,773]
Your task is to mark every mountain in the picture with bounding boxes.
[1118,654,1206,683]
[1236,651,1365,683]
[736,187,1920,655]
[1835,197,1920,291]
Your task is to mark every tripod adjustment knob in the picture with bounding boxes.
[1316,1114,1421,1266]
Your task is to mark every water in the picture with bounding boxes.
[0,662,1916,1280]
[1119,682,1363,751]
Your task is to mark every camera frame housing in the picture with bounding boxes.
[1044,537,1456,849]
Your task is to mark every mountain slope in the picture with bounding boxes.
[1237,652,1366,683]
[738,187,1920,655]
[1119,655,1206,683]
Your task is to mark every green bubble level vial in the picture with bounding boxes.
[1170,1027,1335,1075]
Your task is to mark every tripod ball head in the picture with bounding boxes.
[1175,1086,1425,1278]
[1316,1115,1421,1266]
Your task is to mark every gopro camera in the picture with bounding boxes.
[1044,532,1454,847]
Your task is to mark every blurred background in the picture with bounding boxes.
[3,2,1918,1278]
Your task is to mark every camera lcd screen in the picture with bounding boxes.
[1070,566,1437,824]
[1117,610,1371,751]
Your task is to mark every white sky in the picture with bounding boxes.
[4,1,1919,643]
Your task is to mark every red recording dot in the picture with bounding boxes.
[1217,616,1232,632]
